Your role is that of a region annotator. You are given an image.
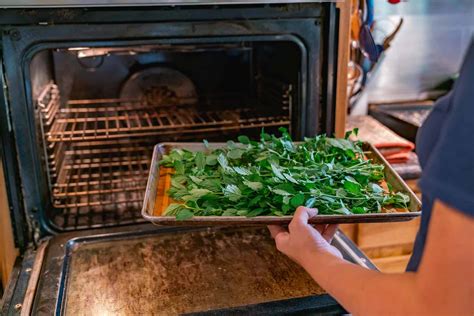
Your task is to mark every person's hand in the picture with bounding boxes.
[268,206,343,268]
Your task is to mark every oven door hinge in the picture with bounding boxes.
[29,213,41,246]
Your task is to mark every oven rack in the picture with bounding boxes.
[45,100,290,143]
[51,144,150,230]
[52,201,144,231]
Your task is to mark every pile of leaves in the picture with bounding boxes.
[160,128,410,220]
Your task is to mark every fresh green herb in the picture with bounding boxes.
[160,129,409,219]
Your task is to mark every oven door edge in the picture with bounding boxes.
[333,230,379,270]
[0,56,31,251]
[0,241,47,315]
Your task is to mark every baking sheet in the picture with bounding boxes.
[142,142,421,225]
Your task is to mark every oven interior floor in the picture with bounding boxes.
[63,227,325,315]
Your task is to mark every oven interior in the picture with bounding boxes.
[30,41,302,232]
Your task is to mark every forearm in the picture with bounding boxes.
[302,252,420,315]
[272,204,473,315]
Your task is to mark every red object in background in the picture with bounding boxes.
[388,0,401,4]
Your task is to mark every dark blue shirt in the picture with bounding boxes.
[406,40,474,272]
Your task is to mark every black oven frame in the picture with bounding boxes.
[0,3,338,250]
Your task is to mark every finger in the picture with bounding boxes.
[268,225,288,239]
[274,231,290,253]
[289,207,318,232]
[288,206,318,233]
[322,224,339,243]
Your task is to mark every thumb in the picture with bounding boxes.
[294,206,319,224]
[274,231,290,253]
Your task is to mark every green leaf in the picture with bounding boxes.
[246,208,266,217]
[189,175,203,184]
[327,138,355,151]
[274,183,297,194]
[345,149,356,159]
[290,194,305,208]
[228,149,244,160]
[278,127,289,136]
[217,153,229,169]
[176,208,194,221]
[238,135,250,144]
[190,188,212,198]
[344,130,352,140]
[206,154,217,166]
[244,180,263,191]
[283,173,299,184]
[369,183,383,193]
[336,188,347,197]
[195,152,206,169]
[171,176,186,189]
[387,182,394,193]
[281,139,295,152]
[234,166,251,176]
[169,150,183,161]
[272,189,292,196]
[352,206,366,214]
[333,207,351,215]
[305,197,317,208]
[164,203,183,216]
[395,192,410,204]
[270,162,286,180]
[354,174,369,185]
[174,160,185,174]
[249,195,262,206]
[200,179,221,191]
[222,209,238,216]
[343,180,361,195]
[223,184,242,202]
[260,130,271,141]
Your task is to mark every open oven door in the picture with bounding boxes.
[1,224,376,316]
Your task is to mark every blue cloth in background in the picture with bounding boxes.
[406,39,474,272]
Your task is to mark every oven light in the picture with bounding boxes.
[67,47,90,51]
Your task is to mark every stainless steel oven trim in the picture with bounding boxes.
[1,0,341,8]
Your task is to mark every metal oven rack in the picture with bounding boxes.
[36,82,291,230]
[51,143,151,229]
[47,102,289,142]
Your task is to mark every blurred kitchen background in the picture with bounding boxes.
[342,0,474,273]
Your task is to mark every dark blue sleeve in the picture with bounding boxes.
[418,40,474,216]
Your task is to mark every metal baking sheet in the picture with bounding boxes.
[142,142,421,225]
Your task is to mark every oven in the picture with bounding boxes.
[0,2,375,315]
